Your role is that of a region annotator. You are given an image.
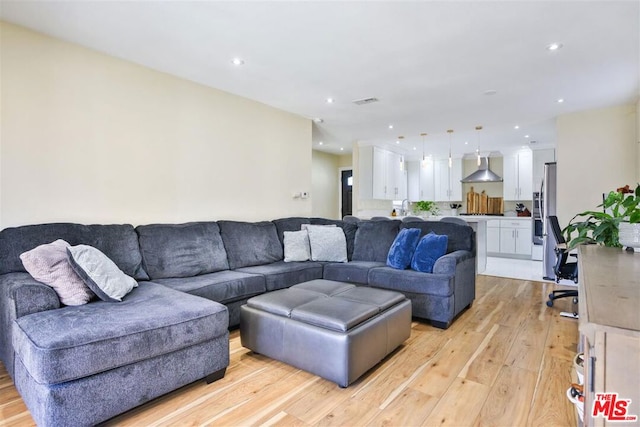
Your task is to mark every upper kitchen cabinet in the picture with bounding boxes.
[503,149,532,201]
[532,149,555,192]
[419,158,436,201]
[407,159,435,202]
[359,146,407,200]
[434,158,462,201]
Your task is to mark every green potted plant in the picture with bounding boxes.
[564,183,640,249]
[414,200,439,217]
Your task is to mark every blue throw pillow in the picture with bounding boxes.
[386,228,422,269]
[411,232,448,273]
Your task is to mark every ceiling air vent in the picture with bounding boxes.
[352,97,379,105]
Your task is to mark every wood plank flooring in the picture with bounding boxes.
[0,275,579,426]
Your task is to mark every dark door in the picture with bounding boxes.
[341,169,353,219]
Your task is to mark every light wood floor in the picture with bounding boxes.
[0,275,579,427]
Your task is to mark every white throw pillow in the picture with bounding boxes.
[19,239,94,306]
[67,244,138,302]
[283,230,311,262]
[305,225,348,262]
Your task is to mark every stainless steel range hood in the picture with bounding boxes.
[461,156,503,183]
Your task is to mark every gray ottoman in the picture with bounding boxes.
[240,279,411,387]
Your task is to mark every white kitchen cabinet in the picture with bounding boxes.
[434,158,462,202]
[487,220,501,253]
[406,161,420,201]
[503,150,533,201]
[358,146,406,200]
[419,158,436,201]
[388,151,407,200]
[499,219,532,256]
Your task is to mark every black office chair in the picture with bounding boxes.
[546,215,579,307]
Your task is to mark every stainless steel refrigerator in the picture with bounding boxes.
[542,162,558,280]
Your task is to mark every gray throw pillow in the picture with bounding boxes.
[67,245,138,302]
[305,225,348,262]
[283,230,311,262]
[19,239,94,306]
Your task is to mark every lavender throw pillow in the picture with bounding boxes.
[20,239,94,306]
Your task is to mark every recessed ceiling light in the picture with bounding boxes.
[413,146,417,150]
[313,118,324,123]
[464,141,468,145]
[326,98,334,104]
[557,98,565,103]
[388,124,394,129]
[396,140,400,144]
[318,141,323,146]
[524,134,530,138]
[547,43,563,51]
[340,147,344,151]
[514,125,520,130]
[231,57,244,66]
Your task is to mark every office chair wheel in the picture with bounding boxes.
[546,300,554,308]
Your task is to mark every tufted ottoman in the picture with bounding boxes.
[240,279,411,387]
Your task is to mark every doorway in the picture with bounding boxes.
[340,169,353,219]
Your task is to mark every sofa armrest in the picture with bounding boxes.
[433,250,475,275]
[8,274,61,318]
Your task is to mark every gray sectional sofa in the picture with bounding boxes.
[0,217,475,426]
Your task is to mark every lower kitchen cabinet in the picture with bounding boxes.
[488,218,532,258]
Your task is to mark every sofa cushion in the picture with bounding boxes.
[305,225,348,262]
[283,230,311,262]
[272,217,311,245]
[67,245,138,302]
[19,239,94,306]
[136,222,229,279]
[12,282,228,385]
[352,220,401,262]
[310,218,357,261]
[400,221,474,253]
[0,223,148,280]
[235,261,324,291]
[322,261,386,285]
[218,221,283,269]
[151,270,266,304]
[411,232,449,273]
[386,228,421,270]
[368,266,454,297]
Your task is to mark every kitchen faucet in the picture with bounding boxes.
[401,199,409,216]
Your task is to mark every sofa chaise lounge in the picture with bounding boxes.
[0,217,475,426]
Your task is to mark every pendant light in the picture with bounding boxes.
[398,136,404,171]
[420,133,427,168]
[475,125,483,166]
[447,129,454,168]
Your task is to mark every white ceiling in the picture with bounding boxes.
[1,1,638,159]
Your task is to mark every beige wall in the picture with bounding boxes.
[0,22,312,228]
[311,151,339,219]
[556,103,638,227]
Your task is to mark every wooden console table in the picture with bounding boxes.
[578,245,640,426]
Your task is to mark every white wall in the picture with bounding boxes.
[0,22,312,228]
[556,103,638,227]
[637,98,640,183]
